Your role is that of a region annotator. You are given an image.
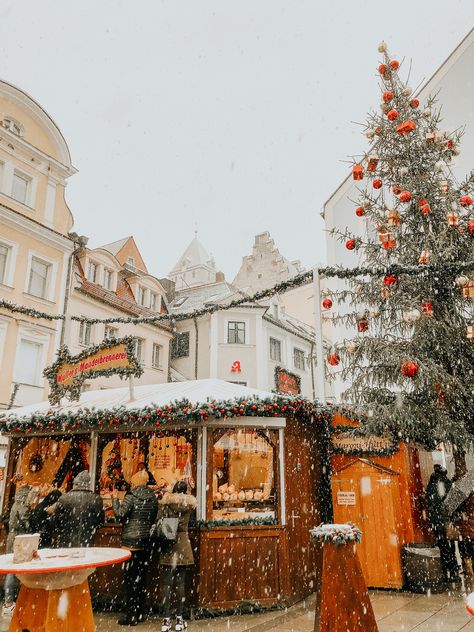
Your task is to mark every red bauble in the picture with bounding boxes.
[346,239,356,250]
[468,220,474,234]
[390,60,400,70]
[383,275,398,286]
[382,91,393,103]
[327,353,340,367]
[355,206,366,217]
[460,195,473,207]
[378,63,388,75]
[392,184,402,195]
[322,298,333,310]
[409,98,420,108]
[399,191,412,203]
[373,179,382,189]
[401,361,419,378]
[420,204,431,216]
[418,198,427,207]
[387,109,399,121]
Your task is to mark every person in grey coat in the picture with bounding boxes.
[112,469,158,626]
[51,470,104,548]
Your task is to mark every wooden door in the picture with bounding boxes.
[332,460,403,588]
[284,418,322,602]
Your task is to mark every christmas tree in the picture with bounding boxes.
[329,43,474,449]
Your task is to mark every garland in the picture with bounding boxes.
[0,394,331,434]
[274,366,301,394]
[43,336,143,405]
[192,517,277,529]
[1,260,472,325]
[310,523,362,545]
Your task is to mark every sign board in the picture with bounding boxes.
[44,336,143,404]
[331,431,396,456]
[275,367,301,395]
[337,491,356,506]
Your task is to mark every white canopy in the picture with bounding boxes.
[5,379,277,420]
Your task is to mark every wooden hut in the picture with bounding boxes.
[0,379,331,612]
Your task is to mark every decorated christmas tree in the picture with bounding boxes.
[328,43,474,449]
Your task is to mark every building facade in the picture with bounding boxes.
[0,80,76,409]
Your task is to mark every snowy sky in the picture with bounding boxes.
[0,1,472,279]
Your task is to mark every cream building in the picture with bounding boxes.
[0,80,76,409]
[169,236,321,398]
[67,236,173,390]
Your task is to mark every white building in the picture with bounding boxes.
[323,29,474,401]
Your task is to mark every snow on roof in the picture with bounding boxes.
[5,379,278,420]
[99,237,130,256]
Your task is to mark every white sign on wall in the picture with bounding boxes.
[337,491,356,506]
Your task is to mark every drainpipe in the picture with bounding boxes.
[193,317,199,379]
[60,235,88,348]
[310,341,316,401]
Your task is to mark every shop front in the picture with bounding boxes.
[0,379,331,612]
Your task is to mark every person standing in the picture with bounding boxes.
[425,464,459,583]
[29,488,62,548]
[112,469,158,626]
[51,470,104,548]
[159,481,197,632]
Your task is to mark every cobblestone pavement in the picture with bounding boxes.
[90,590,474,631]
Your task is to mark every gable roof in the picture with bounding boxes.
[170,236,214,274]
[100,237,129,256]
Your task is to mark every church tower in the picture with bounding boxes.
[169,233,217,290]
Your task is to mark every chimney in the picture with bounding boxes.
[216,271,225,282]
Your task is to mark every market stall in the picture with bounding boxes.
[0,379,331,612]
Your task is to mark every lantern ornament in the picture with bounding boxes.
[396,120,416,135]
[353,164,364,181]
[322,298,333,310]
[460,195,473,207]
[462,281,474,298]
[420,203,431,216]
[422,301,433,317]
[387,210,401,227]
[447,211,459,227]
[356,315,369,333]
[327,353,340,366]
[426,131,442,143]
[401,361,419,378]
[419,250,430,265]
[367,155,379,172]
[467,325,474,340]
[439,180,449,194]
[379,232,396,249]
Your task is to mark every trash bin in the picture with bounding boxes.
[402,542,444,593]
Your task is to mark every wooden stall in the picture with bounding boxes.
[330,412,427,589]
[0,379,331,612]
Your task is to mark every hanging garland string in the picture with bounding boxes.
[1,260,473,325]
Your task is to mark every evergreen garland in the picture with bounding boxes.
[192,517,277,529]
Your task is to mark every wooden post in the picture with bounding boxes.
[312,529,378,632]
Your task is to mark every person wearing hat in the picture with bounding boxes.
[112,469,158,626]
[51,470,104,548]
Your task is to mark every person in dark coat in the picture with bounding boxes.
[425,464,459,582]
[51,470,104,548]
[29,488,62,548]
[112,469,158,626]
[158,481,197,632]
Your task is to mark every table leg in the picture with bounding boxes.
[9,580,95,632]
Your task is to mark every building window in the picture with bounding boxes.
[150,292,158,311]
[15,339,42,385]
[104,325,118,339]
[152,343,162,369]
[269,337,282,362]
[87,261,98,283]
[138,286,146,306]
[79,321,93,346]
[28,257,51,299]
[127,257,135,266]
[171,332,190,359]
[133,338,144,363]
[228,321,246,345]
[103,268,113,290]
[0,243,10,285]
[294,348,306,371]
[12,172,30,205]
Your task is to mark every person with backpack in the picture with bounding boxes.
[112,469,158,626]
[158,481,197,632]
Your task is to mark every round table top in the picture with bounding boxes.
[0,547,131,575]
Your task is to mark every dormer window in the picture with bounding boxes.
[1,118,23,137]
[138,286,146,306]
[127,257,135,266]
[103,267,114,290]
[150,292,158,311]
[87,261,98,283]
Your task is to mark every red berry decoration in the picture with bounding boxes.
[373,179,382,189]
[346,239,356,250]
[322,298,333,310]
[387,109,399,121]
[383,275,398,286]
[390,60,400,70]
[355,206,366,217]
[378,63,388,75]
[327,353,340,367]
[460,195,473,207]
[382,91,393,103]
[409,98,420,108]
[399,191,412,203]
[401,361,419,378]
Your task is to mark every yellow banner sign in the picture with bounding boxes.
[331,432,395,454]
[56,343,130,386]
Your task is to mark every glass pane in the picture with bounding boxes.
[28,258,49,298]
[16,339,42,384]
[12,173,28,204]
[212,429,275,521]
[0,244,8,283]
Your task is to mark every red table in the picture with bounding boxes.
[0,547,131,632]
